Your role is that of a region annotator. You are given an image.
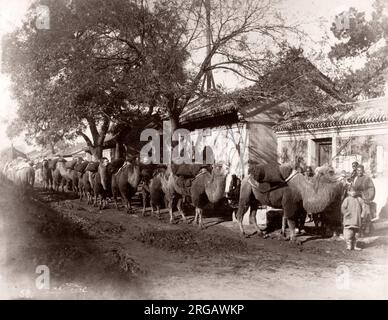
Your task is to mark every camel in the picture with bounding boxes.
[4,158,35,194]
[83,170,94,204]
[55,159,80,193]
[111,160,141,213]
[34,163,43,186]
[141,167,170,218]
[91,158,112,210]
[163,163,230,227]
[235,164,343,242]
[41,159,53,190]
[53,160,70,192]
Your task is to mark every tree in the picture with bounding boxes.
[151,0,303,130]
[3,0,188,159]
[329,0,388,99]
[4,0,303,159]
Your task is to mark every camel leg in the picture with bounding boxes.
[168,198,175,224]
[236,205,248,236]
[235,179,256,237]
[100,194,107,210]
[93,194,98,207]
[99,195,103,210]
[114,197,120,210]
[193,208,199,225]
[197,208,205,229]
[150,203,155,217]
[177,198,186,223]
[249,200,264,237]
[103,197,108,210]
[287,219,302,245]
[125,198,132,214]
[156,205,161,219]
[281,216,287,238]
[112,190,120,210]
[142,192,147,216]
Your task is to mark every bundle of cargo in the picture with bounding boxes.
[65,159,77,170]
[74,161,89,173]
[248,164,292,183]
[171,163,209,177]
[85,161,99,172]
[109,158,125,174]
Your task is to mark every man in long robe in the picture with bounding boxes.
[352,165,376,235]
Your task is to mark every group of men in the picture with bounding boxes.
[299,161,376,250]
[341,161,376,250]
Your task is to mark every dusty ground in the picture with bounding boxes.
[1,181,387,300]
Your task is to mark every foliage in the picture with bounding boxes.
[329,0,388,99]
[4,0,303,155]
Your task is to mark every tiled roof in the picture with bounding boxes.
[274,97,388,132]
[179,97,239,124]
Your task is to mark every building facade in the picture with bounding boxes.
[275,97,388,216]
[275,97,388,176]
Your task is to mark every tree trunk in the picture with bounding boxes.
[90,145,103,161]
[49,142,56,155]
[115,142,123,160]
[170,115,179,132]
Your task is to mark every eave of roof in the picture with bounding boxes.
[179,97,239,125]
[274,97,388,133]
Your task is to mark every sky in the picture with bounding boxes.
[0,0,381,153]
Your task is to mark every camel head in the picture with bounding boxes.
[212,162,230,177]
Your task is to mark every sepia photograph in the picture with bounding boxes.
[0,0,387,301]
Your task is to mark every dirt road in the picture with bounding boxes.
[1,182,387,299]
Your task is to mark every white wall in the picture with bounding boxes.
[189,123,249,178]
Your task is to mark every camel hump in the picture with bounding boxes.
[65,159,77,169]
[249,164,287,183]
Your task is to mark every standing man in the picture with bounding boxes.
[348,161,359,183]
[352,165,376,236]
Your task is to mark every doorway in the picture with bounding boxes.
[314,138,332,167]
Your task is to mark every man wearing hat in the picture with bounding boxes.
[348,161,359,183]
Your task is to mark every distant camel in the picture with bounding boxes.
[41,159,53,190]
[163,163,230,227]
[111,160,141,213]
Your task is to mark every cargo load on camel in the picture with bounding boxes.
[65,159,77,170]
[248,164,293,193]
[85,162,99,172]
[74,161,89,173]
[171,163,210,177]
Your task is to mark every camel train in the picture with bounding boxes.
[0,154,346,242]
